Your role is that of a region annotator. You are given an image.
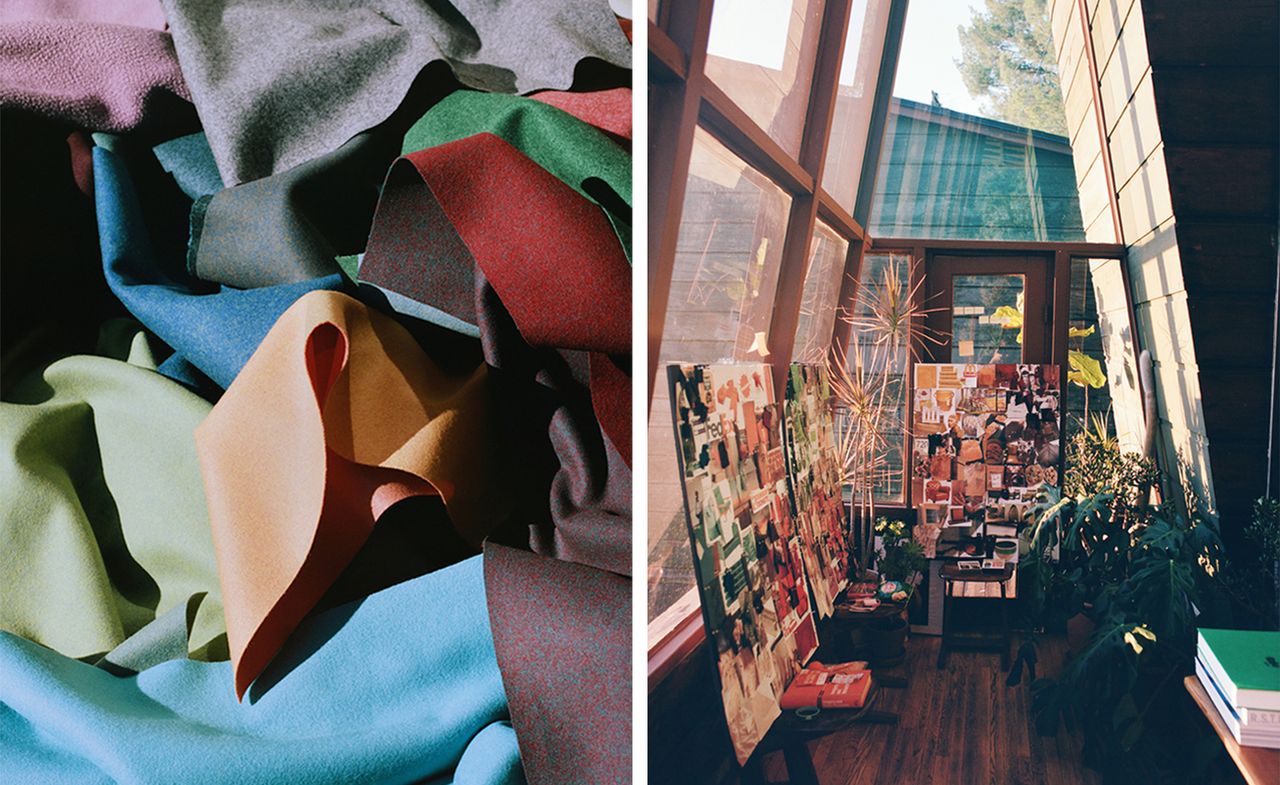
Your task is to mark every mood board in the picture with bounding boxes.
[911,363,1062,530]
[782,363,850,617]
[669,363,822,764]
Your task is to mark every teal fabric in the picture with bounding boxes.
[0,556,523,785]
[152,131,224,199]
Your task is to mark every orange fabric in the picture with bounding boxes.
[195,290,491,698]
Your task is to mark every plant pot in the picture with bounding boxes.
[865,615,908,665]
[1066,610,1096,655]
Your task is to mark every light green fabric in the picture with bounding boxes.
[0,322,225,662]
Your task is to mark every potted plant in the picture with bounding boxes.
[863,517,927,663]
[1018,414,1225,783]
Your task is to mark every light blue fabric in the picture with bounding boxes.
[95,145,347,390]
[0,556,524,785]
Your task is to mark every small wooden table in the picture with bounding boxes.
[1183,676,1280,785]
[742,675,907,785]
[937,562,1015,670]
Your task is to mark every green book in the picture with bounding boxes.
[1197,629,1280,711]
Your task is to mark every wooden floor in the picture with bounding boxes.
[764,634,1100,785]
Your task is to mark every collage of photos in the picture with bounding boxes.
[911,364,1062,545]
[783,363,851,617]
[669,364,818,764]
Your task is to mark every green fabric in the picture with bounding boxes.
[399,91,631,259]
[0,322,225,662]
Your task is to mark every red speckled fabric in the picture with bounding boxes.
[484,542,629,785]
[362,130,630,785]
[531,87,632,141]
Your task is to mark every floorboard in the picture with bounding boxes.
[762,634,1101,785]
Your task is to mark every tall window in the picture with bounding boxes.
[869,0,1088,242]
[648,0,899,642]
[843,251,912,503]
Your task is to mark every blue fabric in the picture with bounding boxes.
[152,132,224,200]
[95,146,347,390]
[0,556,524,785]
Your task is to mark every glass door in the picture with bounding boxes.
[923,255,1052,364]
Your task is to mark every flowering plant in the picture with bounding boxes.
[874,516,926,592]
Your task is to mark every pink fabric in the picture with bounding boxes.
[530,87,632,141]
[1,0,167,30]
[0,21,192,132]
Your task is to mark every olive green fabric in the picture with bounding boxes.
[0,322,225,661]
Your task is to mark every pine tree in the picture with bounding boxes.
[956,0,1069,136]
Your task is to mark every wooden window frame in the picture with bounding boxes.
[647,0,912,684]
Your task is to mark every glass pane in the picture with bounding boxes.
[704,0,825,155]
[950,274,1025,363]
[842,251,912,503]
[791,222,849,363]
[822,0,892,212]
[1085,258,1144,452]
[1064,258,1111,440]
[648,127,793,628]
[869,0,1089,241]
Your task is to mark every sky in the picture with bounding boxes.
[892,0,985,115]
[704,0,988,117]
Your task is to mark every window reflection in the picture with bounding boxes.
[704,0,825,155]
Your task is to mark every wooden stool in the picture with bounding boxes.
[936,562,1015,670]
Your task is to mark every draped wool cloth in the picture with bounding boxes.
[159,0,632,184]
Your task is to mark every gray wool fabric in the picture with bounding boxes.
[160,0,632,185]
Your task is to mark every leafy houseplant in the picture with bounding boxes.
[1021,418,1225,783]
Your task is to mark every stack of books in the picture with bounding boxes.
[779,661,873,710]
[1195,628,1280,749]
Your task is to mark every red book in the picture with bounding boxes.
[819,673,872,709]
[779,683,825,710]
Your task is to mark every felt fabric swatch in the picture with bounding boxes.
[186,129,399,289]
[401,91,631,206]
[194,289,493,697]
[360,108,631,785]
[484,543,629,785]
[95,144,347,390]
[0,556,523,785]
[152,130,224,199]
[361,132,630,462]
[159,0,631,184]
[1,0,168,30]
[94,592,207,676]
[0,329,225,663]
[0,21,194,133]
[530,87,633,141]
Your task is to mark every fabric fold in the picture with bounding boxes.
[0,331,224,663]
[361,131,630,464]
[0,21,194,133]
[195,289,492,697]
[0,556,520,785]
[159,0,631,184]
[483,543,629,785]
[94,143,347,390]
